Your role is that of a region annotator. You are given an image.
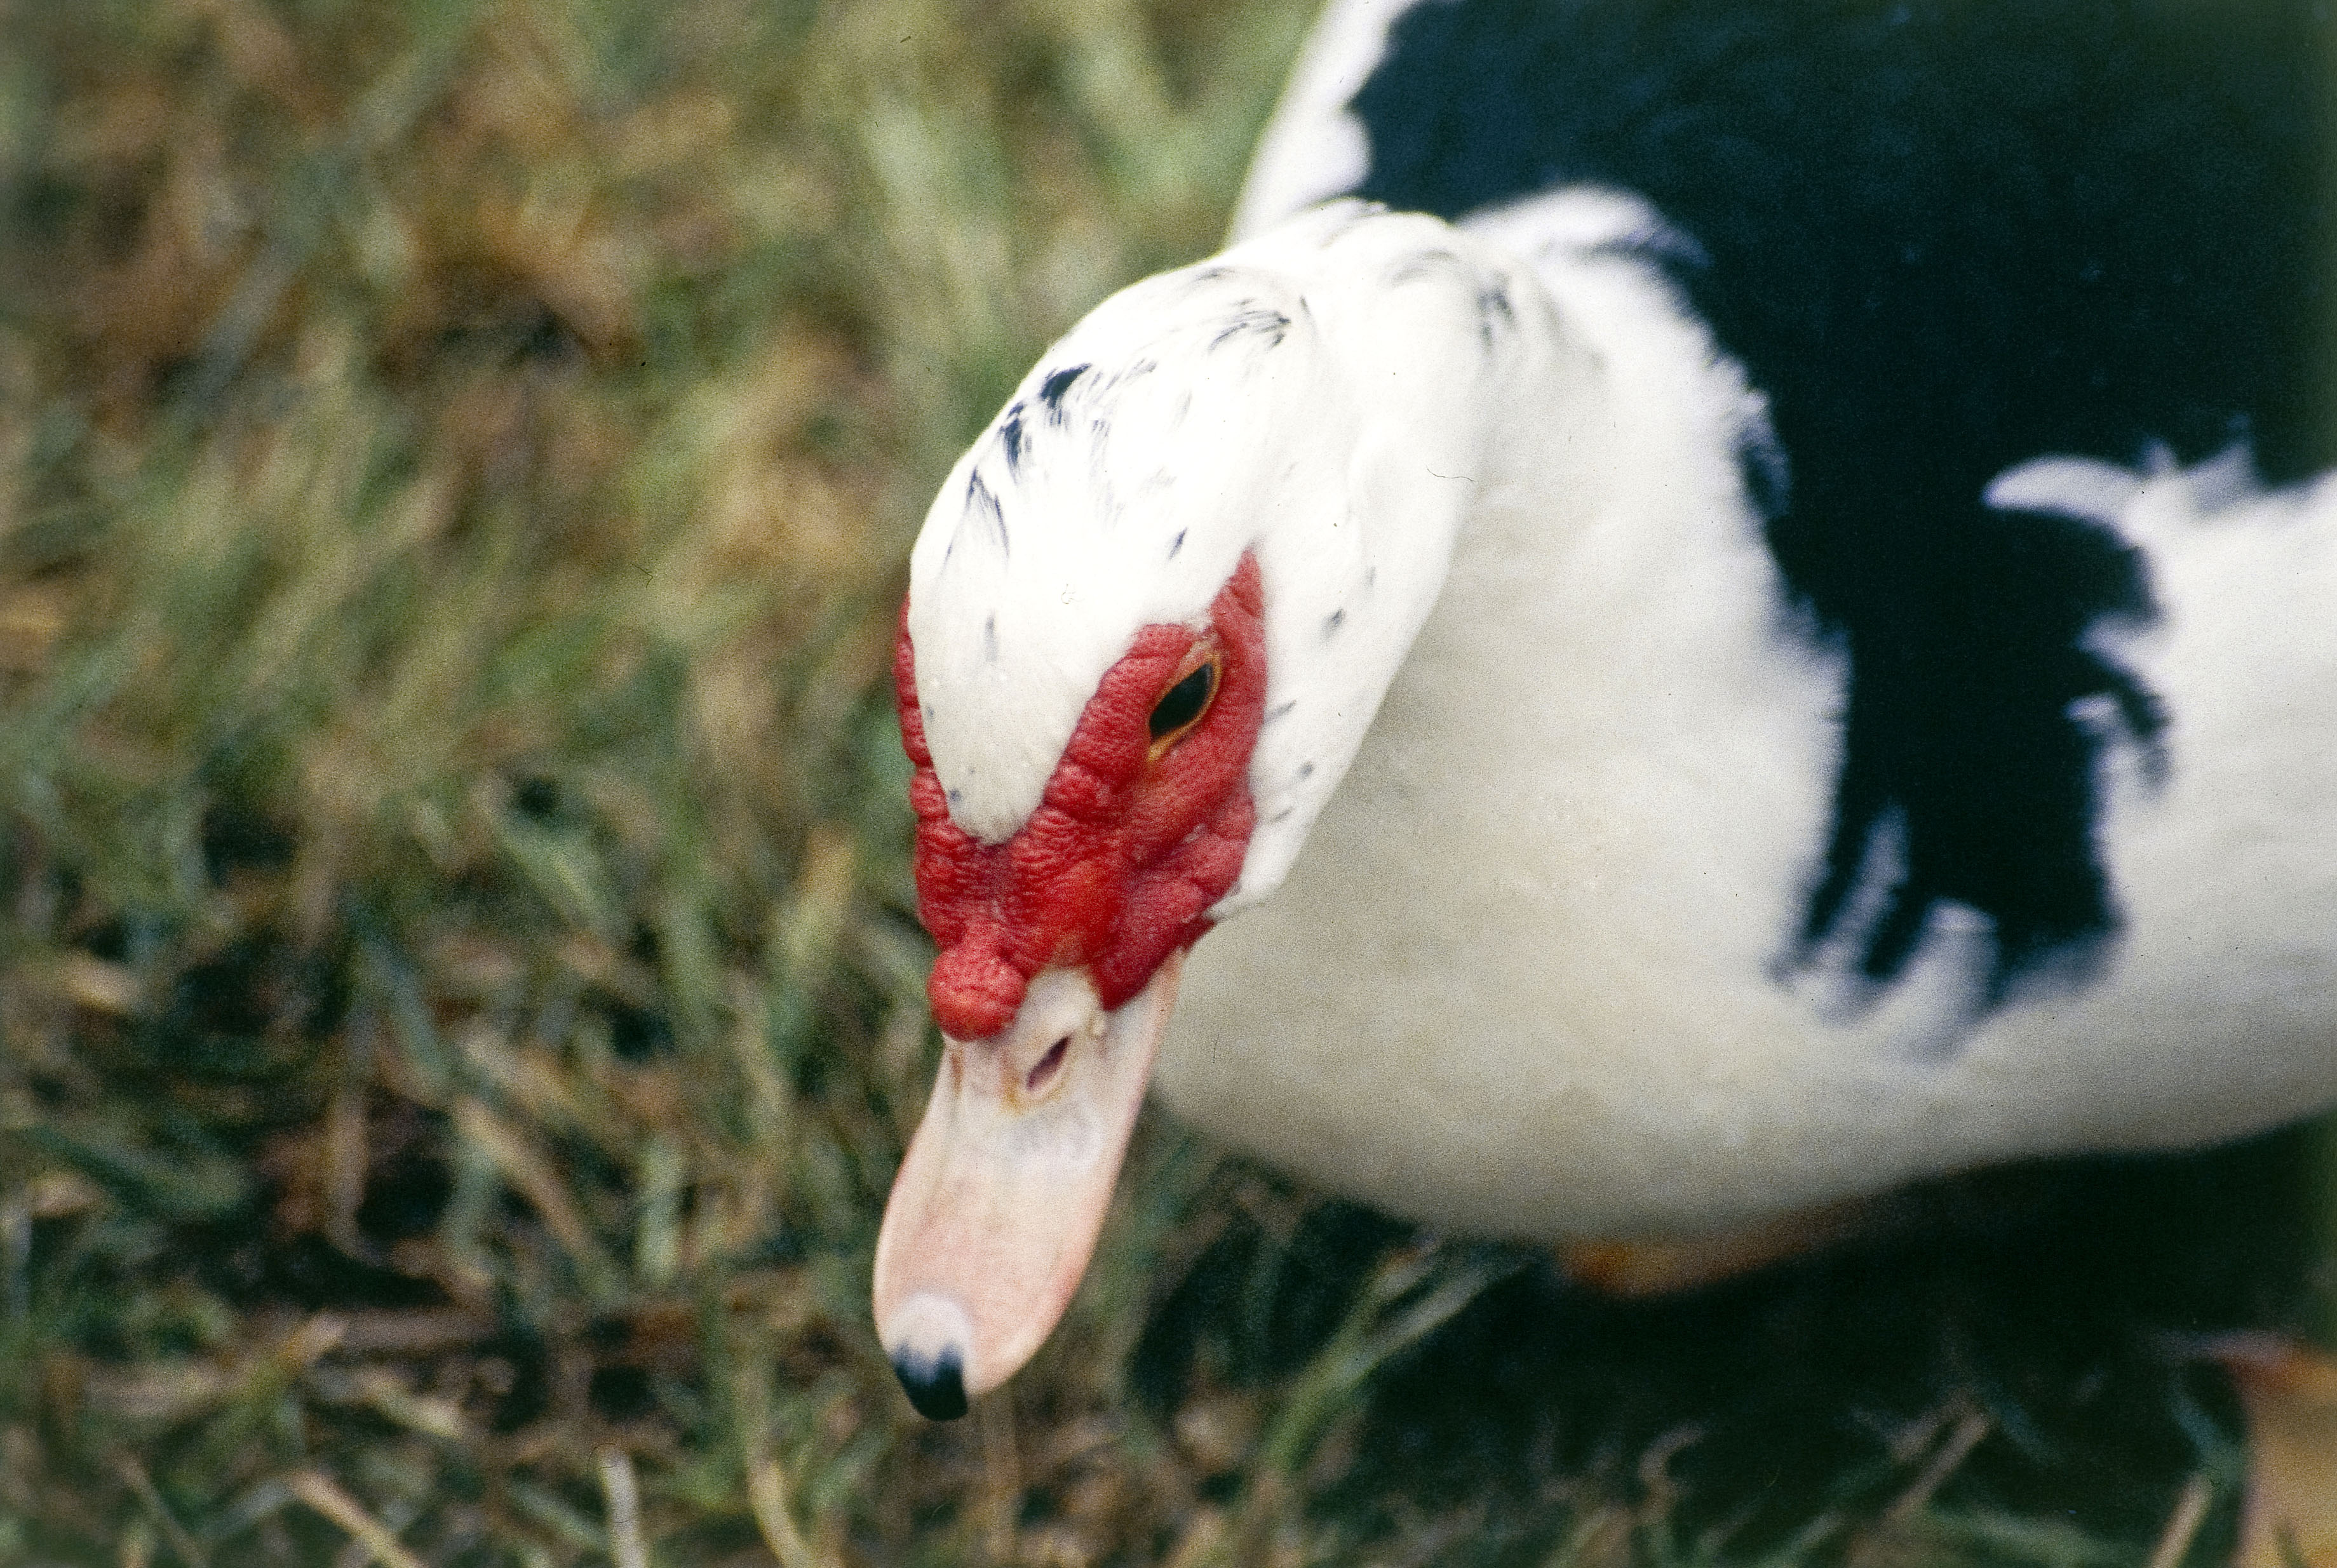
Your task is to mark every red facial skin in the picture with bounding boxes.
[896,554,1266,1041]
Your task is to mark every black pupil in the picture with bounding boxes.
[1148,662,1216,742]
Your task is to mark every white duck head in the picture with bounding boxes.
[873,203,1587,1417]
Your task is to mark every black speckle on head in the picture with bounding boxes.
[1265,700,1296,725]
[1296,761,1314,781]
[1210,305,1292,352]
[998,404,1028,473]
[1268,807,1295,824]
[1038,363,1089,419]
[962,471,1009,560]
[946,787,964,808]
[1323,608,1345,638]
[1167,528,1185,560]
[983,613,998,663]
[892,1347,969,1421]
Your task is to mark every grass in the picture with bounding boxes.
[0,1,2328,1563]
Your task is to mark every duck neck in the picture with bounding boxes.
[1218,203,1613,913]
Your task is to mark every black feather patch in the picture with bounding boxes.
[1350,0,2336,1008]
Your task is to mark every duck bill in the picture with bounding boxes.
[873,955,1182,1419]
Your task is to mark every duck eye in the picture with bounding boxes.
[1148,660,1218,744]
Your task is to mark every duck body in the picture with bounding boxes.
[874,0,2337,1414]
[1161,201,2337,1237]
[1160,0,2337,1237]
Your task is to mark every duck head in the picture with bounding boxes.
[875,553,1262,1421]
[873,205,1551,1417]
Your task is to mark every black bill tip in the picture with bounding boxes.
[892,1346,969,1421]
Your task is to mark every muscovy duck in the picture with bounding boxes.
[871,0,2337,1419]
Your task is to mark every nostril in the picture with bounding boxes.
[1025,1035,1072,1096]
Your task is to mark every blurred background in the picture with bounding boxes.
[0,1,2330,1564]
